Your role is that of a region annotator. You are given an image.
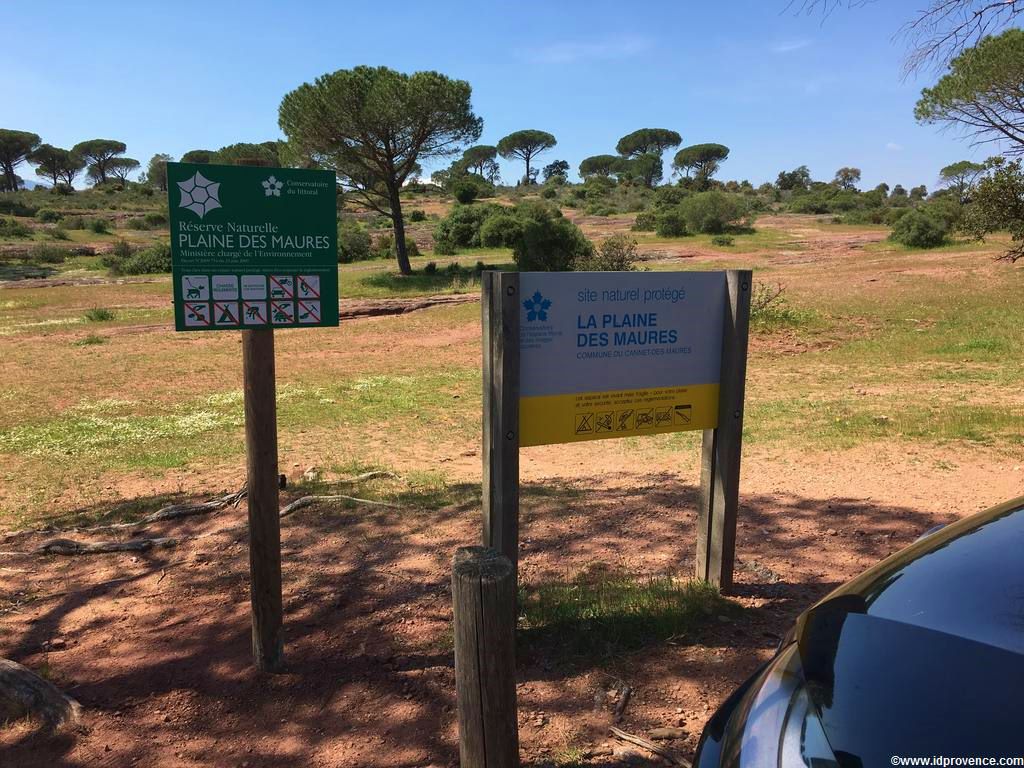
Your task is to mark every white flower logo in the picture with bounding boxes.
[262,176,283,197]
[177,171,221,219]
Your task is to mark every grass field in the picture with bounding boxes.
[1,212,1022,528]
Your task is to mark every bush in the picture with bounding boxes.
[408,209,427,222]
[338,220,373,263]
[480,213,524,248]
[652,187,686,209]
[711,235,735,246]
[89,217,111,234]
[424,261,438,274]
[85,307,116,322]
[126,218,149,230]
[540,186,557,199]
[513,216,593,272]
[585,203,616,216]
[679,191,750,234]
[61,215,86,230]
[0,198,38,217]
[432,203,500,252]
[655,210,688,237]
[49,226,69,241]
[788,193,831,215]
[29,243,68,264]
[0,217,33,238]
[631,211,657,231]
[888,208,948,248]
[35,208,62,223]
[144,211,168,227]
[102,241,172,275]
[576,234,639,271]
[452,179,478,204]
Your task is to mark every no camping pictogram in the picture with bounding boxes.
[269,275,295,300]
[183,302,210,327]
[297,300,321,324]
[297,275,321,299]
[575,413,594,434]
[271,301,295,324]
[214,301,239,326]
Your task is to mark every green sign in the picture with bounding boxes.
[168,162,339,331]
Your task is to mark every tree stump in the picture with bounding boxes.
[452,546,518,768]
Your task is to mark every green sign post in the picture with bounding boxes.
[168,162,339,331]
[168,162,339,672]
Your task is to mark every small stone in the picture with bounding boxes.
[825,528,838,536]
[302,466,321,482]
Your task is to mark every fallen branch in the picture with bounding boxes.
[279,494,398,519]
[609,726,690,768]
[34,537,177,556]
[134,488,246,525]
[0,657,82,731]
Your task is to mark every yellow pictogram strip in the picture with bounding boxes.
[520,383,720,447]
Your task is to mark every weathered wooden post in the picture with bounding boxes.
[242,327,283,671]
[452,546,519,768]
[696,269,752,592]
[481,272,521,575]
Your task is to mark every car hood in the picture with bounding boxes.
[792,496,1024,764]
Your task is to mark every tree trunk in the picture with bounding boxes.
[525,154,532,186]
[389,184,412,276]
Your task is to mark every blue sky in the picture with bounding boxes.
[6,0,1002,189]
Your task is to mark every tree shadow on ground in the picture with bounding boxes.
[0,472,951,767]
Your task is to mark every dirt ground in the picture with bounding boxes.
[2,215,1023,767]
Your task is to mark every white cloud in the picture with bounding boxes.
[518,36,652,64]
[886,142,904,151]
[772,39,811,53]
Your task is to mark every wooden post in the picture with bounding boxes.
[696,269,752,592]
[452,546,519,768]
[482,272,521,576]
[242,327,284,671]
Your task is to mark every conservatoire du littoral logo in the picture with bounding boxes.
[523,291,552,322]
[262,175,283,197]
[177,171,221,219]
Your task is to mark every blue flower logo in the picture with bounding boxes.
[523,291,552,322]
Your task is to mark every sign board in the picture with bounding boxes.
[518,271,726,446]
[168,162,339,332]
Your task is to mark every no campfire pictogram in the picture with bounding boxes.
[183,302,210,327]
[297,300,321,324]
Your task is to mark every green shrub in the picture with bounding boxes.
[432,203,500,252]
[338,220,373,263]
[408,209,427,222]
[585,203,616,216]
[540,186,557,199]
[652,187,686,209]
[144,211,168,227]
[888,208,949,248]
[61,215,86,230]
[513,216,593,272]
[424,261,438,274]
[711,235,735,246]
[480,213,524,248]
[788,193,831,215]
[655,210,687,237]
[85,307,116,322]
[631,211,657,231]
[402,237,420,258]
[102,241,172,275]
[35,208,62,223]
[29,243,68,264]
[679,191,750,234]
[89,217,111,234]
[452,179,478,204]
[126,217,149,230]
[0,198,38,217]
[0,217,33,238]
[576,234,639,271]
[49,226,69,241]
